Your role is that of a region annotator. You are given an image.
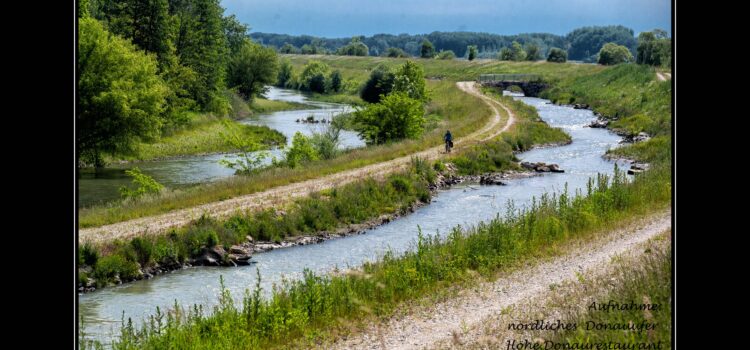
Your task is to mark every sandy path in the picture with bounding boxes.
[80,82,516,244]
[327,211,671,349]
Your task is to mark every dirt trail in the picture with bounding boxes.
[80,82,516,244]
[327,211,671,350]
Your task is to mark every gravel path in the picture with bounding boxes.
[326,211,672,350]
[80,82,516,244]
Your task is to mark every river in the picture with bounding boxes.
[78,90,629,344]
[77,87,365,208]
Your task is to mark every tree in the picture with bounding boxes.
[566,25,637,62]
[636,30,671,67]
[467,45,478,61]
[223,14,249,57]
[386,47,408,58]
[546,47,568,63]
[392,60,427,102]
[498,41,527,61]
[78,17,168,167]
[353,92,426,145]
[227,39,279,100]
[286,132,318,167]
[277,58,293,87]
[436,50,456,60]
[337,37,369,56]
[597,42,634,65]
[279,43,298,54]
[329,70,342,93]
[524,43,541,61]
[299,60,330,93]
[360,64,395,103]
[172,0,229,112]
[499,47,513,61]
[420,39,435,58]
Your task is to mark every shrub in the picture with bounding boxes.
[119,168,164,199]
[286,132,319,167]
[547,48,568,63]
[93,255,139,283]
[353,92,426,145]
[80,242,99,266]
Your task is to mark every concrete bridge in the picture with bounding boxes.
[478,74,548,97]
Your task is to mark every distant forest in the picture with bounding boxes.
[250,25,641,62]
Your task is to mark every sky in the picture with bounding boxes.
[221,0,672,38]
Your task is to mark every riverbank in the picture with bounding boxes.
[77,163,543,293]
[81,155,671,348]
[78,80,495,228]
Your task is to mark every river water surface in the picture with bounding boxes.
[78,87,365,207]
[79,92,629,343]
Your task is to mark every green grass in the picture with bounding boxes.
[547,240,671,349]
[79,79,492,227]
[81,159,671,349]
[251,97,311,113]
[285,54,606,83]
[80,161,436,288]
[115,118,286,162]
[607,135,672,164]
[541,64,671,137]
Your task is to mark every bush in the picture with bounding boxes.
[80,242,99,266]
[119,168,164,199]
[286,132,319,167]
[547,48,568,63]
[130,237,153,266]
[93,255,140,283]
[597,42,633,65]
[360,64,395,103]
[353,92,426,145]
[299,61,330,93]
[436,50,456,60]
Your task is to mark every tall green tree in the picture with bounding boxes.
[636,30,671,67]
[598,42,633,65]
[392,60,427,102]
[299,61,330,93]
[467,45,478,61]
[546,47,568,63]
[286,132,318,167]
[337,37,369,56]
[78,17,168,167]
[420,39,435,58]
[276,58,294,87]
[353,92,426,145]
[228,39,279,100]
[329,70,343,93]
[524,43,541,61]
[223,14,249,57]
[360,64,395,103]
[172,0,228,112]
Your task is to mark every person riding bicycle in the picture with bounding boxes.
[444,130,453,153]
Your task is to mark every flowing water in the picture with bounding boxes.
[77,87,365,208]
[78,93,629,343]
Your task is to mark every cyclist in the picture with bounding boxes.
[444,130,453,153]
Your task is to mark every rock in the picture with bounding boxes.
[246,235,254,243]
[587,119,609,128]
[630,163,649,171]
[85,278,96,288]
[548,164,565,173]
[573,103,589,109]
[627,169,644,175]
[193,246,225,266]
[480,174,506,185]
[143,273,153,279]
[633,132,651,143]
[229,245,249,255]
[113,275,122,285]
[78,287,84,293]
[521,161,563,173]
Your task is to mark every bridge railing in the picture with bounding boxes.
[478,74,542,83]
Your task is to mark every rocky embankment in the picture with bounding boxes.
[78,161,565,293]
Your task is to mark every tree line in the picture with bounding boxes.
[250,25,657,61]
[78,0,278,167]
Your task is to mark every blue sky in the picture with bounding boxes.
[221,0,672,37]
